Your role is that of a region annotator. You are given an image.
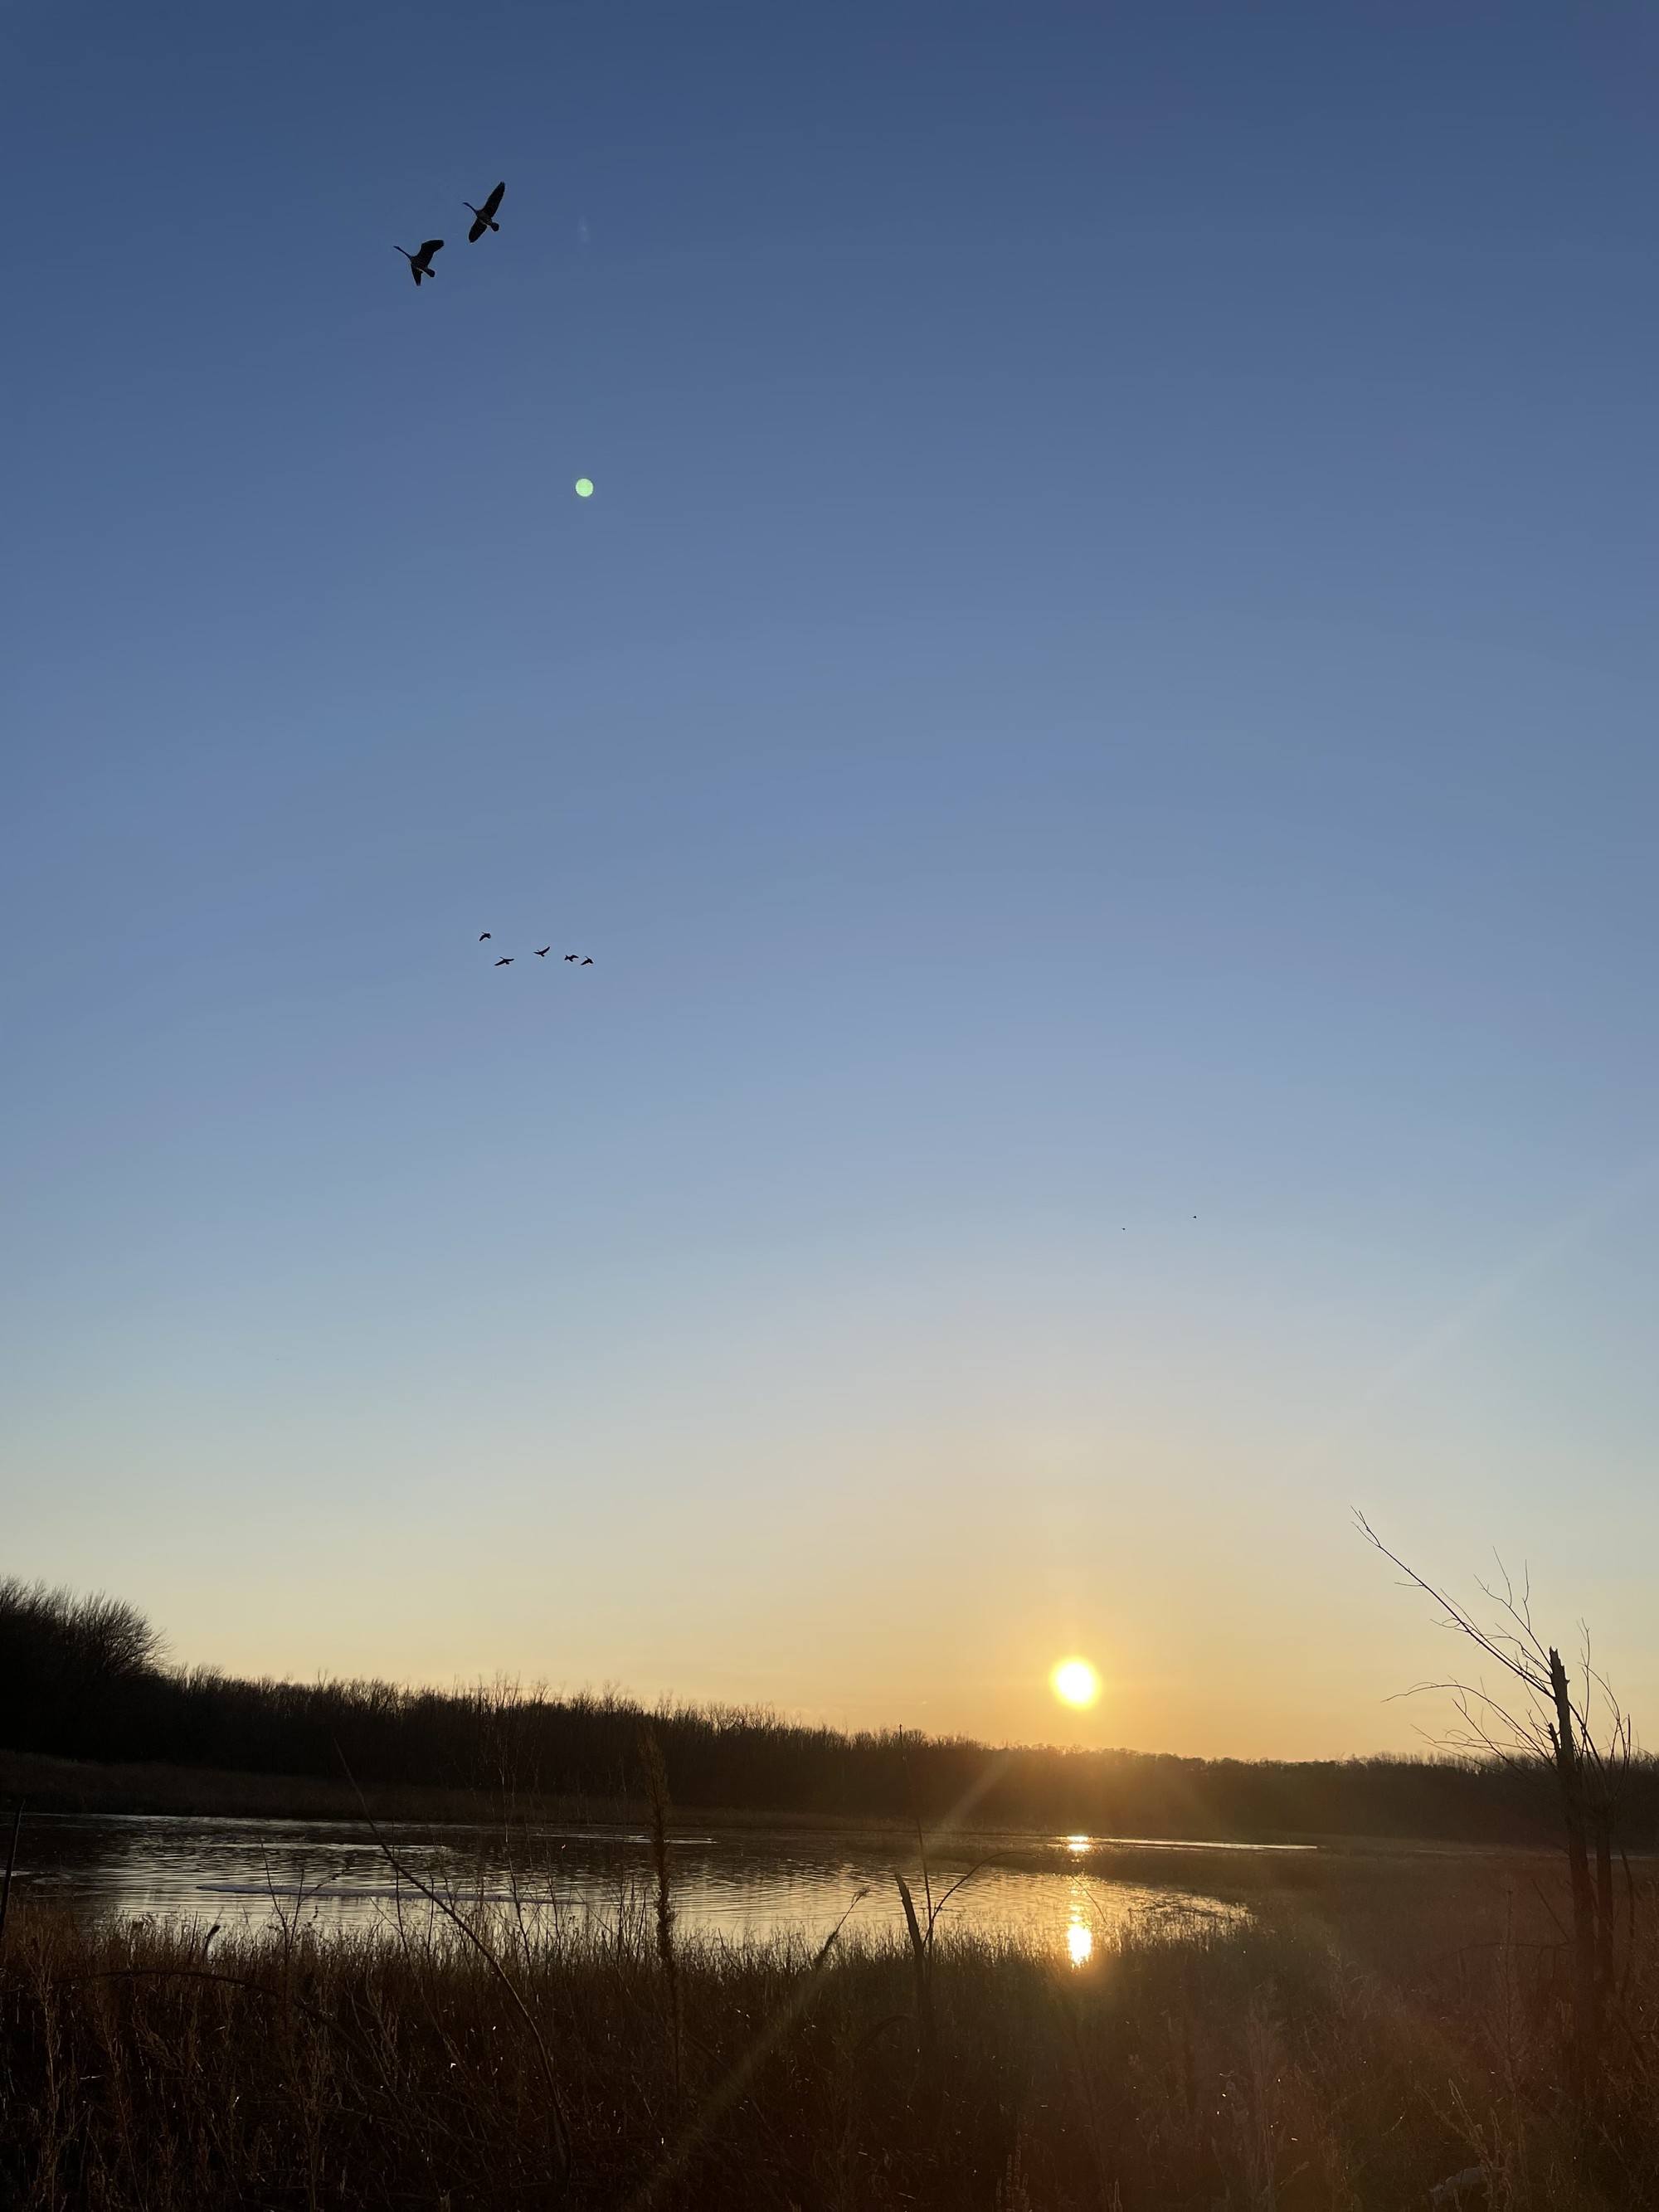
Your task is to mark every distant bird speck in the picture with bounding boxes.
[494,957,513,967]
[533,946,551,958]
[479,932,491,941]
[564,953,578,962]
[397,239,444,286]
[581,957,593,965]
[465,182,505,243]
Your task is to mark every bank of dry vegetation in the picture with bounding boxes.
[5,1842,1659,2210]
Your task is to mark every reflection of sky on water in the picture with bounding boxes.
[14,1817,1248,1962]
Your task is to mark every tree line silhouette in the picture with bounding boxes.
[5,1577,1655,1845]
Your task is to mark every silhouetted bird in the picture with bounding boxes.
[465,182,505,243]
[564,953,578,962]
[397,239,445,286]
[494,956,513,966]
[479,932,491,941]
[533,946,551,957]
[580,957,593,965]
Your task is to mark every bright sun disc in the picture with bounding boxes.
[1050,1658,1101,1709]
[574,478,594,498]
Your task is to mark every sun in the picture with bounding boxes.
[1050,1657,1102,1709]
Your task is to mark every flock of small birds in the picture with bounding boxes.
[479,934,592,970]
[397,178,505,284]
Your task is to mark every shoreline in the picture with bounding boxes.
[1,1748,1580,1888]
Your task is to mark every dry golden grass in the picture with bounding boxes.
[4,1846,1659,2209]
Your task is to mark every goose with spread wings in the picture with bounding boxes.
[396,239,445,286]
[465,182,505,243]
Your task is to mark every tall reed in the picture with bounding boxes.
[639,1724,682,2116]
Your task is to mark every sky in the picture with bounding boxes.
[2,1,1657,1760]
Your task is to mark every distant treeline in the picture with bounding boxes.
[4,1577,1654,1844]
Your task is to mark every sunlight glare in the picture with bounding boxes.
[1050,1657,1101,1709]
[1067,1919,1094,1967]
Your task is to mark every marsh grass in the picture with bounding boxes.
[7,1848,1659,2209]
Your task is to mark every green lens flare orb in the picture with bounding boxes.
[574,477,594,498]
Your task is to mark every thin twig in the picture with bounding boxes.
[0,1800,23,1957]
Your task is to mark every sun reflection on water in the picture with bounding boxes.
[1066,1919,1094,1967]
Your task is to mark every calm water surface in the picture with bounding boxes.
[15,1817,1273,1963]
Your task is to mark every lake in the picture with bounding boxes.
[11,1816,1278,1964]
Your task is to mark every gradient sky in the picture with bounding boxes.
[4,2,1657,1760]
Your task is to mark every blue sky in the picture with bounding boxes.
[3,1,1657,1755]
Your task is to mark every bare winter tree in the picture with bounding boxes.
[0,1578,167,1756]
[1358,1513,1635,2081]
